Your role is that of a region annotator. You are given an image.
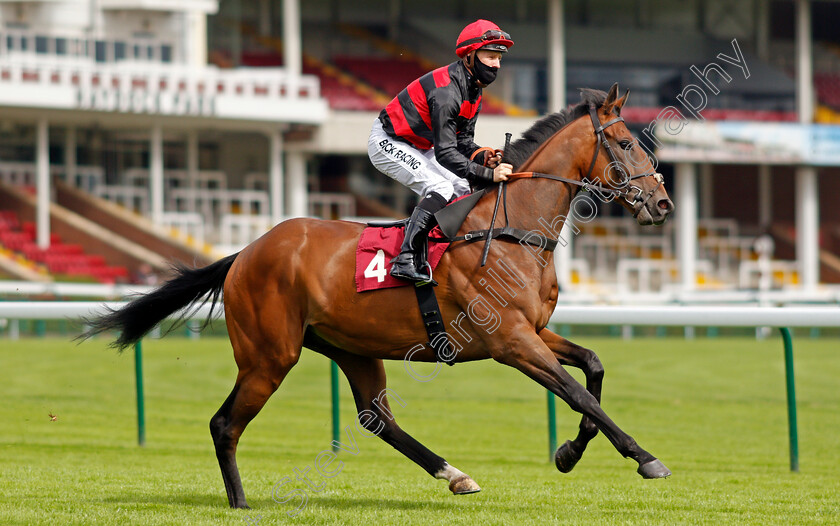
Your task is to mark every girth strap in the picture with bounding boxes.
[413,285,455,366]
[432,226,558,252]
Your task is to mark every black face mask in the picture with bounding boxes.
[472,56,499,86]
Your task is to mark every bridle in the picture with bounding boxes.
[507,105,664,217]
[451,104,668,264]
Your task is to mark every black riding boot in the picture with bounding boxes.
[390,194,447,286]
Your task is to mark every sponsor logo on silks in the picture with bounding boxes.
[379,139,422,170]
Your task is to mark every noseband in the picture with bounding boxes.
[508,105,663,217]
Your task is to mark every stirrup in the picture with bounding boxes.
[414,261,437,287]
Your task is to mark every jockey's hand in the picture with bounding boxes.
[486,153,502,168]
[493,163,512,182]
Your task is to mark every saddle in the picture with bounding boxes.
[364,189,484,235]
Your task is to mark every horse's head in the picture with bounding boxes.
[585,83,674,226]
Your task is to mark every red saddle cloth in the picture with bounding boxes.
[355,225,450,292]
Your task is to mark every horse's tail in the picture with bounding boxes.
[80,252,240,351]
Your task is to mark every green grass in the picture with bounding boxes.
[1,335,838,525]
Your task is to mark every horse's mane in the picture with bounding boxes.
[503,88,608,170]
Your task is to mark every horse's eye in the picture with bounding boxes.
[618,140,632,149]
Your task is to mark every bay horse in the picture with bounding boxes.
[83,84,675,509]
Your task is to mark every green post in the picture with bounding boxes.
[547,390,557,461]
[779,328,798,472]
[134,341,146,447]
[330,360,340,452]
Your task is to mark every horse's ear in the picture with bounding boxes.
[603,83,619,112]
[613,89,630,114]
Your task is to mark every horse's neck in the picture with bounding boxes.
[502,120,587,234]
[463,117,587,241]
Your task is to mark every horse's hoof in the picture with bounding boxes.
[554,440,580,473]
[637,459,671,479]
[449,475,481,495]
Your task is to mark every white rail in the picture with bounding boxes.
[548,305,840,327]
[0,301,216,320]
[1,302,838,329]
[0,281,153,298]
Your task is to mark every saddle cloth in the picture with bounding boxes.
[355,225,450,292]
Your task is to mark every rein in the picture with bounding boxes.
[439,104,665,255]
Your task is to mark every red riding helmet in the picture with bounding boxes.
[455,19,514,58]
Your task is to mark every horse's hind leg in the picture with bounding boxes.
[307,337,480,495]
[539,328,603,473]
[210,314,302,508]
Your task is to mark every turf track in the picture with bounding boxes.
[1,335,838,525]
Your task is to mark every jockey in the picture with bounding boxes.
[368,19,514,285]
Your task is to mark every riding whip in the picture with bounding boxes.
[480,132,512,267]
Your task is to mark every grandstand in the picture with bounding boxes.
[0,0,839,302]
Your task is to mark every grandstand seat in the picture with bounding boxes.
[0,210,129,283]
[333,56,426,97]
[0,211,19,230]
[815,73,840,110]
[240,51,383,111]
[331,55,508,114]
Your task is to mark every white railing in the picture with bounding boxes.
[547,305,840,327]
[218,214,274,254]
[576,235,673,281]
[169,188,270,226]
[308,192,356,219]
[0,161,37,187]
[0,162,104,192]
[0,56,326,122]
[0,55,322,102]
[739,260,800,290]
[243,172,269,191]
[95,185,149,214]
[215,194,356,249]
[160,212,206,247]
[615,258,716,294]
[0,301,837,328]
[125,169,228,191]
[0,281,153,298]
[52,165,105,193]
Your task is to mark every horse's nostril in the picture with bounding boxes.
[657,199,674,213]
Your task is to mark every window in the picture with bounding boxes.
[5,36,12,51]
[114,41,126,61]
[133,44,143,59]
[55,38,67,55]
[20,36,28,51]
[160,44,172,63]
[35,35,48,54]
[95,40,107,62]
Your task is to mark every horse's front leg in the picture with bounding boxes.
[538,328,603,473]
[496,328,670,479]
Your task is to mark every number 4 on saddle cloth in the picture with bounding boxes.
[354,191,485,292]
[354,225,449,292]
